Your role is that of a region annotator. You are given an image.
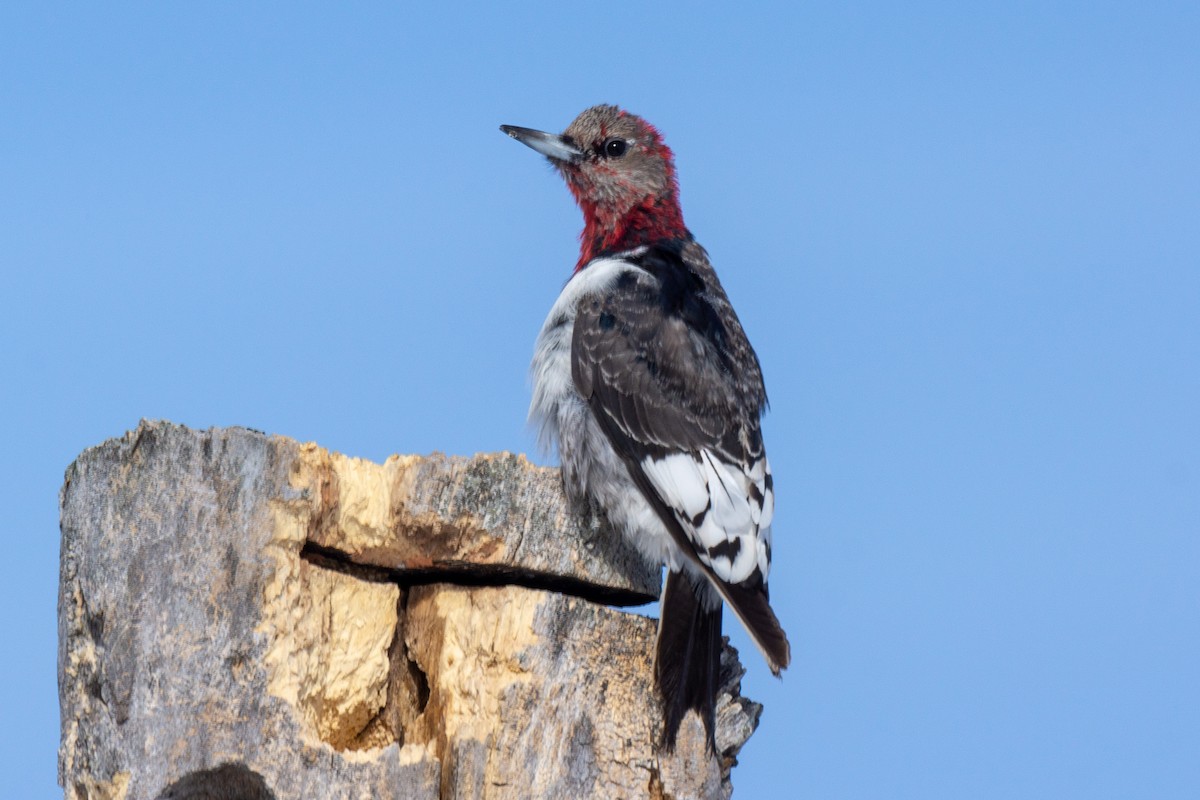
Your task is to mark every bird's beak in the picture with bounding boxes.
[500,124,583,164]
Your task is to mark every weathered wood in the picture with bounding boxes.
[295,442,659,604]
[58,420,761,799]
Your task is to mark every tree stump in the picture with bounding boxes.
[58,421,762,799]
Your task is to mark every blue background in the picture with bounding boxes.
[3,3,1197,797]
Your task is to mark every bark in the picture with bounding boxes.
[58,421,762,800]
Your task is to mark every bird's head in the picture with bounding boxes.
[502,105,687,270]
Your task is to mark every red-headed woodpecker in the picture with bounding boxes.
[501,105,790,751]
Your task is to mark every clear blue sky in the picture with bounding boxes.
[3,3,1197,797]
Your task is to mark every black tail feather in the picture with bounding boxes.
[715,575,791,675]
[655,570,722,753]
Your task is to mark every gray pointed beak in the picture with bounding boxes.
[500,124,583,163]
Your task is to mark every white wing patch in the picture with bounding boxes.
[641,450,774,584]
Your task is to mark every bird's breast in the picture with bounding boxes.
[528,256,648,449]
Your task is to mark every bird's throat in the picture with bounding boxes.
[575,194,687,272]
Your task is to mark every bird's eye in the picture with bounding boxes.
[603,138,628,158]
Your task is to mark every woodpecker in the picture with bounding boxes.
[501,105,790,751]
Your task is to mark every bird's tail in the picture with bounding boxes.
[655,570,723,753]
[711,575,791,676]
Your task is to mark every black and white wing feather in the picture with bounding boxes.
[571,240,790,674]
